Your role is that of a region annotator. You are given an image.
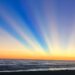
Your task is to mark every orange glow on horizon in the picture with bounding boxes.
[0,52,75,61]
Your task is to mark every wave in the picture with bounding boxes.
[0,67,75,72]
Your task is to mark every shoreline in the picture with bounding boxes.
[0,70,75,75]
[1,67,75,72]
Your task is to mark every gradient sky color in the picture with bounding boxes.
[0,0,75,60]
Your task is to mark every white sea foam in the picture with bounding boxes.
[0,67,75,72]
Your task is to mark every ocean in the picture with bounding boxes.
[0,59,75,72]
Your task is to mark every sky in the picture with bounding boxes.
[0,0,75,60]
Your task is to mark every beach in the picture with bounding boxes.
[0,70,75,75]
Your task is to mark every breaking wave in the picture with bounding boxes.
[0,67,75,72]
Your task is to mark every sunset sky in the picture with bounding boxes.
[0,0,75,60]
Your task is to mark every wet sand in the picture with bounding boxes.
[0,70,74,75]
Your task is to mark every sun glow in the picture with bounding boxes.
[0,0,75,60]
